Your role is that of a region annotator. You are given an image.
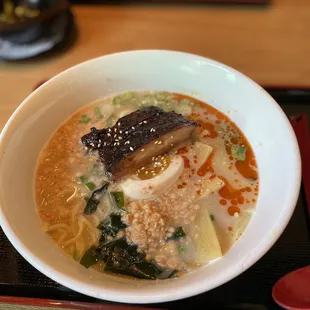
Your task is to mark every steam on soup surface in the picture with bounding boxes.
[36,91,259,280]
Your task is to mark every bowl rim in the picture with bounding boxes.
[0,50,302,304]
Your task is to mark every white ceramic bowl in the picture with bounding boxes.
[0,50,301,304]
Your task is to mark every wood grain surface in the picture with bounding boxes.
[0,0,308,129]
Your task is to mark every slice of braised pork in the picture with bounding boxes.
[81,106,200,180]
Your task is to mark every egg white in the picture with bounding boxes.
[121,155,184,200]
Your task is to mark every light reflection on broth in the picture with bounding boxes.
[36,91,259,280]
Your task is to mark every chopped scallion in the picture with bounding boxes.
[85,182,96,191]
[231,145,247,161]
[94,107,103,120]
[110,191,125,210]
[106,114,115,127]
[79,114,91,124]
[177,245,185,254]
[79,175,88,183]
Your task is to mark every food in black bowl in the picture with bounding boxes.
[0,0,68,44]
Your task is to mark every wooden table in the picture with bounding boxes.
[0,0,308,129]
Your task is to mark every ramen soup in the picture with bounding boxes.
[36,91,259,280]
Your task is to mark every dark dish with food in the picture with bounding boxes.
[0,0,40,23]
[36,91,259,280]
[0,0,67,33]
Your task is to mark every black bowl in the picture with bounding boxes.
[0,0,68,43]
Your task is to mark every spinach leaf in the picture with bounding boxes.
[103,246,160,280]
[80,246,99,268]
[110,192,125,210]
[110,213,126,231]
[99,238,160,279]
[158,269,179,279]
[83,182,109,215]
[81,238,173,280]
[126,262,160,280]
[125,245,145,264]
[99,238,142,263]
[172,227,186,240]
[98,213,126,243]
[231,145,247,161]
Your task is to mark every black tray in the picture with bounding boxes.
[0,88,309,310]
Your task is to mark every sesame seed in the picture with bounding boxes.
[132,127,135,130]
[143,120,148,124]
[99,139,101,143]
[90,143,94,147]
[141,167,145,170]
[107,133,111,137]
[154,141,158,144]
[118,122,121,126]
[152,157,155,160]
[141,148,145,152]
[125,141,130,145]
[97,144,101,147]
[117,142,120,146]
[139,122,142,125]
[103,142,107,146]
[161,167,165,171]
[119,137,123,140]
[145,171,149,174]
[170,136,174,138]
[120,130,123,134]
[158,141,162,145]
[108,129,112,132]
[171,144,174,147]
[114,128,117,132]
[113,142,117,146]
[125,131,128,134]
[130,147,134,151]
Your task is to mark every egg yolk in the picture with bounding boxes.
[137,155,170,180]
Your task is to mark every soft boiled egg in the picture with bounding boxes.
[121,155,184,200]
